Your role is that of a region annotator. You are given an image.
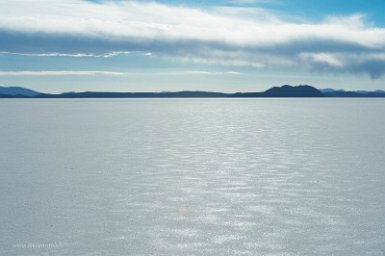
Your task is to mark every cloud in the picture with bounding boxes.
[226,0,279,5]
[300,52,344,67]
[0,0,385,78]
[300,52,385,79]
[0,51,148,58]
[0,71,125,76]
[0,70,244,77]
[161,70,244,76]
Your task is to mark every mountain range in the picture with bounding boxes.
[1,85,385,98]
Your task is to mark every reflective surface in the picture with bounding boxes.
[1,99,385,256]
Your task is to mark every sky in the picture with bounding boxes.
[1,0,385,93]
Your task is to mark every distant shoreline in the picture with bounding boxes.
[1,85,385,98]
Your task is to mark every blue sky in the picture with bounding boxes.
[1,0,385,93]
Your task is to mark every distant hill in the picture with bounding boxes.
[321,88,385,97]
[319,88,338,93]
[230,85,323,97]
[263,85,323,97]
[0,86,40,97]
[36,85,323,98]
[1,85,385,98]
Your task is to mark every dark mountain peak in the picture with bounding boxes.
[0,86,41,96]
[263,85,323,97]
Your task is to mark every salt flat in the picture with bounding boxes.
[1,99,384,256]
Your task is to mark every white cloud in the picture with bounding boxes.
[127,70,244,76]
[300,53,344,67]
[179,70,243,75]
[0,70,244,77]
[0,0,384,47]
[0,71,125,76]
[226,0,278,5]
[299,52,385,78]
[1,0,385,77]
[0,51,148,58]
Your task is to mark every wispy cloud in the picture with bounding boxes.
[151,70,244,76]
[182,70,243,75]
[0,51,150,58]
[0,0,385,78]
[226,0,278,5]
[300,52,385,79]
[0,70,244,77]
[0,71,125,76]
